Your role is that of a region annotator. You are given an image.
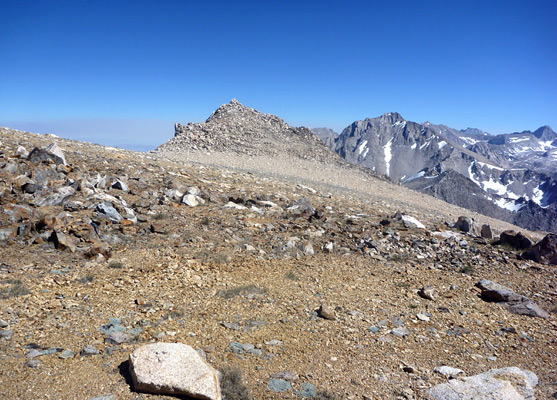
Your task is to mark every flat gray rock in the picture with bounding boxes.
[129,343,221,400]
[427,367,537,400]
[476,279,527,303]
[476,279,548,318]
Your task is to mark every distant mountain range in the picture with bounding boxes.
[317,113,557,232]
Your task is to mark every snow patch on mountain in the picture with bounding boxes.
[531,185,548,208]
[495,198,525,212]
[384,139,393,176]
[403,171,425,183]
[509,137,530,143]
[357,140,368,155]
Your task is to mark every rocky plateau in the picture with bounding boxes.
[0,100,556,400]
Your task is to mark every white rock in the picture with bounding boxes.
[416,313,430,322]
[187,186,200,195]
[129,343,221,399]
[433,365,464,378]
[163,188,184,201]
[432,231,459,240]
[224,201,247,210]
[401,215,425,229]
[427,367,537,400]
[183,194,205,207]
[45,143,67,165]
[16,145,29,158]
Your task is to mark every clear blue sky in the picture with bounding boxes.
[1,0,556,151]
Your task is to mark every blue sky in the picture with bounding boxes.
[1,0,556,151]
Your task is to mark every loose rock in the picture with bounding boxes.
[128,343,221,399]
[427,367,537,400]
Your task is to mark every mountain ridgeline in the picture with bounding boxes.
[155,99,556,232]
[322,113,557,232]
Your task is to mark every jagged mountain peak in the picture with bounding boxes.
[533,125,556,140]
[377,112,405,124]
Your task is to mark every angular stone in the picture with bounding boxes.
[454,216,474,233]
[81,346,99,356]
[522,233,557,265]
[58,349,76,359]
[97,202,123,223]
[481,224,493,239]
[317,304,336,320]
[475,280,527,303]
[498,231,533,250]
[163,188,184,202]
[416,313,430,322]
[267,378,292,393]
[28,143,66,165]
[507,301,549,319]
[183,194,205,207]
[34,186,76,207]
[112,179,129,192]
[51,231,76,252]
[401,215,425,229]
[418,285,438,301]
[129,343,221,399]
[391,327,411,337]
[427,367,537,400]
[15,145,29,158]
[105,331,133,345]
[476,280,548,318]
[433,366,464,378]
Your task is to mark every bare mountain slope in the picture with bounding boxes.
[156,99,341,165]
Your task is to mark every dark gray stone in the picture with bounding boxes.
[267,378,292,392]
[522,233,557,265]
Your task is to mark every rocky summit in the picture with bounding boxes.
[318,114,557,233]
[156,99,341,165]
[0,118,556,400]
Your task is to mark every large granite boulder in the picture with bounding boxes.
[129,343,221,399]
[427,367,538,400]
